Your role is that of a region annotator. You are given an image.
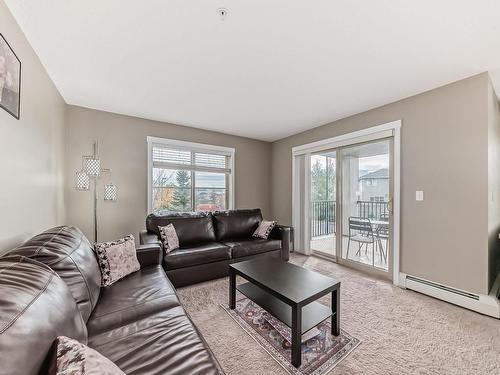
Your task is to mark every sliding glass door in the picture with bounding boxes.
[339,139,392,272]
[307,137,393,276]
[309,151,337,257]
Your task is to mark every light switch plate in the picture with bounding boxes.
[416,190,424,201]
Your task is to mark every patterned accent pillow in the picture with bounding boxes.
[158,224,180,254]
[94,235,140,287]
[50,336,125,375]
[253,220,276,239]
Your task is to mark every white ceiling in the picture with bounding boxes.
[5,1,500,141]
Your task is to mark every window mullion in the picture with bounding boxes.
[191,152,195,211]
[225,169,229,209]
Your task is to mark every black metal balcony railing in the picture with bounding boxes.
[311,200,388,237]
[356,200,389,222]
[311,200,336,237]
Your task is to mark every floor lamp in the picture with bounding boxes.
[75,141,117,243]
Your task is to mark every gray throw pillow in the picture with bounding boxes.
[94,235,140,287]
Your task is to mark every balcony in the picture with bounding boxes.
[310,200,389,270]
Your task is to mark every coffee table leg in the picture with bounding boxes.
[331,288,340,336]
[291,305,302,367]
[229,268,236,309]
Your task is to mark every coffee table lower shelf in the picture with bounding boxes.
[236,282,333,335]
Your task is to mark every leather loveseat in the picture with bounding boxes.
[140,208,292,287]
[0,226,223,375]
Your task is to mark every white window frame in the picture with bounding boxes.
[147,136,235,213]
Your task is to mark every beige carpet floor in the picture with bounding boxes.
[176,254,500,374]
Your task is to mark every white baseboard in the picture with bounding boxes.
[399,272,500,319]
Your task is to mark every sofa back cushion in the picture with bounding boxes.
[8,226,101,322]
[146,211,216,246]
[213,209,263,241]
[0,256,87,375]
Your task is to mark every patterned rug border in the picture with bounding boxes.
[220,301,361,375]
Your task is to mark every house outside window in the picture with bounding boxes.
[359,168,389,202]
[147,137,235,213]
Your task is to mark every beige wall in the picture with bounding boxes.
[488,77,500,289]
[2,1,496,295]
[271,73,491,295]
[64,106,272,244]
[0,1,66,254]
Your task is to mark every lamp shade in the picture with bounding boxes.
[75,171,90,190]
[84,157,101,177]
[104,184,117,201]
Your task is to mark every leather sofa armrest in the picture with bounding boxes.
[269,224,292,261]
[140,230,162,246]
[136,243,162,268]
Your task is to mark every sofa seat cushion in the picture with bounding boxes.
[223,238,281,258]
[89,307,223,375]
[87,265,180,336]
[164,242,231,270]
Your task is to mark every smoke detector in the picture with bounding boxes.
[217,8,228,21]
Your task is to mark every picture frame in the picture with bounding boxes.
[0,33,21,119]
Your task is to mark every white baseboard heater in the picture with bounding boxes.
[399,273,500,319]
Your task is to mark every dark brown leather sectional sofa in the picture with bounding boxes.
[0,226,223,375]
[140,208,292,287]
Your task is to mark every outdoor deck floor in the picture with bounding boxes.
[310,234,388,270]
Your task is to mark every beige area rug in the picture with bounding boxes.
[221,297,360,375]
[176,254,500,374]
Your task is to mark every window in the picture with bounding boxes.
[147,137,234,213]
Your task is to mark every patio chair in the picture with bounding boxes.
[375,222,389,263]
[346,217,375,259]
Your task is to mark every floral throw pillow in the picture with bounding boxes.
[94,235,140,287]
[253,220,276,239]
[50,336,125,375]
[158,224,180,254]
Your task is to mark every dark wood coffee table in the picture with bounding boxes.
[229,259,340,368]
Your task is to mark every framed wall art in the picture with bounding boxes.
[0,33,21,119]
